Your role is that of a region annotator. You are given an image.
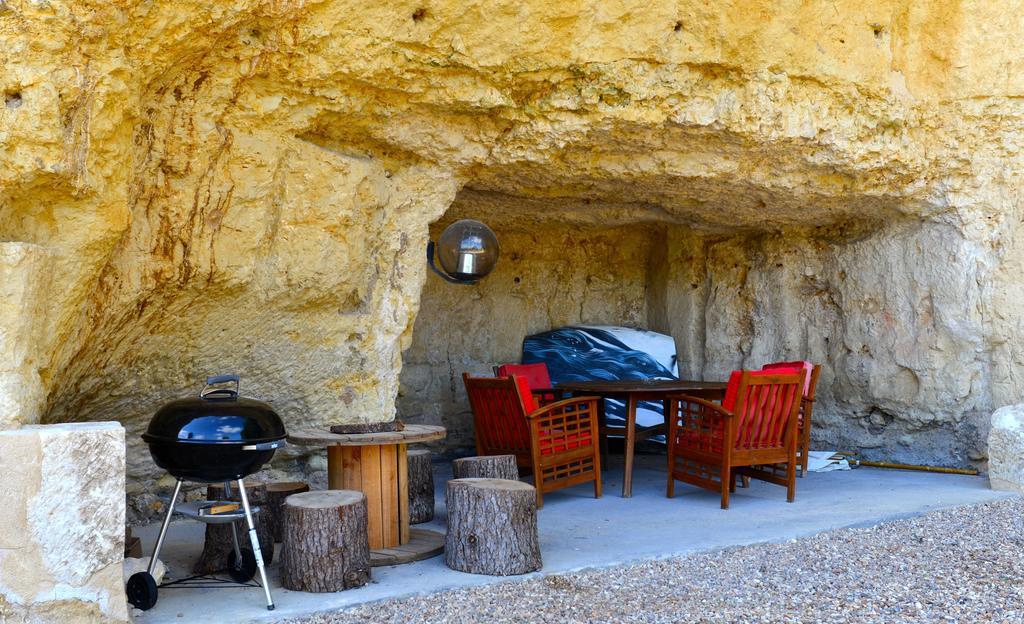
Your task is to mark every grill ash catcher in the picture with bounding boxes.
[126,374,287,612]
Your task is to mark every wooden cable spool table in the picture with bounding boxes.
[288,424,446,566]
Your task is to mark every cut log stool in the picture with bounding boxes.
[452,455,518,481]
[445,478,541,576]
[193,482,274,575]
[280,490,371,592]
[408,449,434,524]
[265,481,310,542]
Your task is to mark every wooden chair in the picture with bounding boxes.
[761,361,822,477]
[495,361,611,465]
[665,370,803,509]
[463,373,602,508]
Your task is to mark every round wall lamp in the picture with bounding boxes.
[426,219,499,285]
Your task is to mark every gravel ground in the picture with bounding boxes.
[288,497,1024,624]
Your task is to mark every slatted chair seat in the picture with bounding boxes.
[463,373,603,508]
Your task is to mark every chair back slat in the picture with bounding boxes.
[762,360,815,398]
[463,374,531,455]
[733,372,802,451]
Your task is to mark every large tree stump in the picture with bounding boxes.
[265,481,310,542]
[445,478,541,576]
[452,455,519,481]
[193,482,274,575]
[281,490,371,592]
[408,449,434,524]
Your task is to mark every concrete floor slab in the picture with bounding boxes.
[132,456,1014,624]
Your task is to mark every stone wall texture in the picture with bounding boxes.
[987,404,1024,493]
[3,0,1024,495]
[0,422,127,623]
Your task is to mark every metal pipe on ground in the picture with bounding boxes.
[857,460,978,476]
[833,453,979,476]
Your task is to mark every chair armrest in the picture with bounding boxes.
[527,396,601,420]
[666,394,733,450]
[667,394,735,421]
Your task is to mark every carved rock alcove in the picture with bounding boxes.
[0,0,1022,529]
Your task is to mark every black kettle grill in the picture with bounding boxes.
[126,375,287,612]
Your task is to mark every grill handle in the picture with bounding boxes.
[242,440,286,452]
[201,374,240,400]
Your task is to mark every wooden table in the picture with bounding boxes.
[555,380,727,498]
[288,424,446,566]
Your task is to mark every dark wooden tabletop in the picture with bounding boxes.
[555,379,727,395]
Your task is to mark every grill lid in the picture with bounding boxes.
[143,374,286,445]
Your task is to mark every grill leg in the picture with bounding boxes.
[226,481,244,565]
[229,520,243,564]
[147,479,182,576]
[237,479,274,611]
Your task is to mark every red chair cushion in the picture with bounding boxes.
[512,375,538,413]
[762,360,814,396]
[497,363,553,391]
[722,367,803,412]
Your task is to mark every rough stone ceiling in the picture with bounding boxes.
[443,188,914,235]
[300,96,916,227]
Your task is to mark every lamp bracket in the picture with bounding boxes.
[426,241,480,285]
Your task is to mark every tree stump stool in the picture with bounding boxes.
[445,478,542,576]
[265,481,310,542]
[408,449,434,524]
[280,490,371,592]
[452,455,519,481]
[193,482,274,574]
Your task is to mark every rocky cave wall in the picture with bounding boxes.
[657,220,993,467]
[2,0,1024,506]
[399,217,656,449]
[403,212,992,467]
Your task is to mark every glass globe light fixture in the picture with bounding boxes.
[427,219,499,284]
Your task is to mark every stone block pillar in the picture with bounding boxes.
[989,404,1024,492]
[0,242,52,429]
[0,422,127,622]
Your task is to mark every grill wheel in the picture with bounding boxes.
[126,571,158,610]
[228,547,258,583]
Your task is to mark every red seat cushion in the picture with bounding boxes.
[540,429,593,455]
[497,363,553,391]
[722,368,803,412]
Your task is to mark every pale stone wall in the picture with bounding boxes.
[674,220,992,466]
[0,243,53,428]
[988,404,1024,493]
[0,423,127,623]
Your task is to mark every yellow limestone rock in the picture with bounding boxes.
[0,0,1023,493]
